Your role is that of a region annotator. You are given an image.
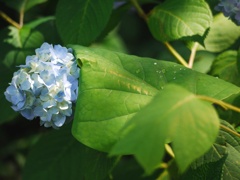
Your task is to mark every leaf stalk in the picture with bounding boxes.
[130,0,189,67]
[197,95,240,113]
[130,0,148,21]
[0,10,21,29]
[188,42,199,68]
[164,42,189,67]
[220,124,240,138]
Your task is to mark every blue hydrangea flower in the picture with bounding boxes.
[4,42,80,128]
[215,0,240,25]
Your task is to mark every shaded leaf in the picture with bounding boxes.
[97,2,130,41]
[189,120,240,179]
[25,16,55,29]
[56,0,114,45]
[192,51,215,73]
[111,156,161,180]
[180,155,226,180]
[210,50,240,86]
[110,84,220,174]
[2,0,47,12]
[198,13,240,52]
[22,124,117,180]
[147,0,212,44]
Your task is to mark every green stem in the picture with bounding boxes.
[165,144,175,158]
[198,95,240,138]
[164,42,189,67]
[197,95,240,113]
[159,162,168,169]
[130,0,189,67]
[130,0,148,21]
[220,124,240,138]
[19,0,27,27]
[19,9,24,28]
[188,42,198,68]
[0,10,21,29]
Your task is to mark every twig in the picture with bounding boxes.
[130,0,148,21]
[188,42,199,68]
[165,144,175,158]
[19,0,27,27]
[0,10,21,29]
[164,42,189,67]
[220,124,240,138]
[197,95,240,113]
[130,0,189,67]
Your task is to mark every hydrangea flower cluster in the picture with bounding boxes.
[215,0,240,25]
[4,43,80,128]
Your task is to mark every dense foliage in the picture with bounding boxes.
[0,0,240,179]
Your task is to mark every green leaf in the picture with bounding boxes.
[192,51,215,73]
[111,156,161,180]
[190,120,240,179]
[56,0,114,45]
[2,0,47,12]
[4,26,44,50]
[93,30,127,53]
[97,2,131,41]
[22,124,117,180]
[198,13,240,52]
[180,155,226,180]
[110,84,220,174]
[25,16,55,29]
[3,26,44,68]
[238,47,240,71]
[210,50,240,86]
[147,0,212,44]
[70,45,240,153]
[219,121,240,179]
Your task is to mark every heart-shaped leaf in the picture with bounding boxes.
[110,84,220,173]
[70,45,240,153]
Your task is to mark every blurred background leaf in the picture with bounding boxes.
[22,124,118,180]
[56,0,114,45]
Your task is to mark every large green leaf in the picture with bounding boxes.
[147,0,212,43]
[110,84,220,174]
[70,45,240,152]
[210,50,240,86]
[22,124,117,180]
[198,13,240,52]
[56,0,114,45]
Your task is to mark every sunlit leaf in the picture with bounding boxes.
[110,84,220,173]
[147,0,212,44]
[70,45,240,153]
[198,13,240,52]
